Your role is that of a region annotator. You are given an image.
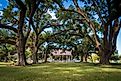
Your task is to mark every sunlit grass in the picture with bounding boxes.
[0,62,121,81]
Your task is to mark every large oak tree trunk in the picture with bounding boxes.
[32,35,39,64]
[15,0,28,66]
[17,39,27,66]
[44,53,48,63]
[81,53,88,62]
[97,44,113,65]
[99,51,110,65]
[80,54,84,62]
[32,46,38,64]
[99,19,120,65]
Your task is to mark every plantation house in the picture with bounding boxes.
[50,49,72,62]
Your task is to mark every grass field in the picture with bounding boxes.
[0,62,121,81]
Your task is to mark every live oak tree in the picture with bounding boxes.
[46,23,88,61]
[0,29,16,62]
[0,0,120,65]
[29,7,50,64]
[0,0,68,65]
[30,8,63,63]
[53,0,121,64]
[0,43,16,62]
[0,0,41,66]
[29,0,66,64]
[0,2,28,65]
[51,4,94,62]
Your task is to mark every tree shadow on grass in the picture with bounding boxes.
[0,62,121,81]
[79,71,121,81]
[93,63,121,69]
[0,66,45,81]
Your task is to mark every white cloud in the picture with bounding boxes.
[47,10,57,20]
[0,11,3,16]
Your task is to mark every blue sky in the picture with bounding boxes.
[0,0,8,10]
[0,0,121,54]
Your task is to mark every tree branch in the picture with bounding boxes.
[92,0,105,26]
[0,23,17,33]
[15,0,27,10]
[29,0,41,32]
[40,0,103,50]
[46,28,79,40]
[0,38,16,45]
[39,23,63,34]
[24,27,31,41]
[112,19,121,50]
[32,7,48,34]
[54,0,100,46]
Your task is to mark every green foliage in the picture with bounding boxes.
[110,50,120,61]
[1,4,19,25]
[0,29,8,38]
[25,48,32,59]
[0,44,16,62]
[0,0,120,65]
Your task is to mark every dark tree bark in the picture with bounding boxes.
[32,47,38,64]
[98,46,111,64]
[15,0,28,66]
[80,54,83,62]
[17,40,27,66]
[32,35,39,64]
[80,53,88,62]
[99,52,110,65]
[44,53,48,63]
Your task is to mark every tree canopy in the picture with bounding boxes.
[0,0,121,65]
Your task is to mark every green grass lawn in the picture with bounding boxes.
[0,62,121,81]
